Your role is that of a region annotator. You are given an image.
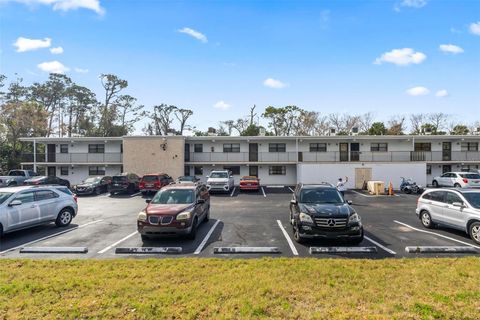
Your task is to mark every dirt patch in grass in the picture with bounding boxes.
[0,258,479,319]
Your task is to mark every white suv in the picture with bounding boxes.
[432,172,480,188]
[0,186,78,238]
[206,170,235,193]
[416,188,480,244]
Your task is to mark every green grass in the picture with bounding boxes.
[0,258,479,319]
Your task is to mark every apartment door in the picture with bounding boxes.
[249,165,258,177]
[339,143,349,162]
[47,144,56,162]
[442,142,451,161]
[47,166,56,176]
[249,143,258,162]
[184,144,190,162]
[355,168,372,189]
[350,143,360,161]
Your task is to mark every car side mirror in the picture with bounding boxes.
[206,176,209,179]
[145,199,151,204]
[9,199,22,206]
[197,199,206,204]
[452,202,464,208]
[290,199,297,205]
[347,200,353,205]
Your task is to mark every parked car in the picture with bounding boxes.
[432,172,480,188]
[416,188,480,244]
[206,170,235,193]
[0,185,78,238]
[74,176,112,195]
[110,173,140,195]
[139,173,173,195]
[24,176,71,189]
[239,176,260,191]
[176,176,200,184]
[0,170,38,187]
[289,183,363,244]
[137,183,210,240]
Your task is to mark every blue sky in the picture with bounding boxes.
[1,0,479,133]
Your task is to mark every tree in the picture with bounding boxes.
[151,104,177,135]
[428,113,449,134]
[241,124,260,136]
[174,108,194,135]
[262,106,301,136]
[248,105,257,126]
[65,84,97,137]
[115,95,145,135]
[359,112,375,133]
[387,116,405,135]
[293,110,319,136]
[368,122,387,135]
[410,113,425,134]
[450,124,469,135]
[99,74,128,136]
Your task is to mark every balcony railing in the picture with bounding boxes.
[186,151,480,163]
[20,153,123,163]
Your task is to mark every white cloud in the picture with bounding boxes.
[400,0,427,8]
[74,67,88,73]
[263,78,288,89]
[213,100,231,110]
[439,44,464,54]
[470,22,480,36]
[13,37,51,52]
[406,86,430,96]
[3,0,104,14]
[178,27,208,43]
[37,60,69,74]
[435,89,449,98]
[374,48,426,66]
[50,46,63,54]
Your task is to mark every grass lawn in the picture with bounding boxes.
[0,257,479,319]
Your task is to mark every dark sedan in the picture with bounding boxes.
[74,176,112,195]
[24,176,71,189]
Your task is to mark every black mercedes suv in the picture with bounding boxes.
[289,183,363,244]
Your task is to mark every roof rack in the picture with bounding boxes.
[300,182,335,188]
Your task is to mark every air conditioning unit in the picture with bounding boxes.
[329,128,337,136]
[259,127,266,136]
[351,127,359,136]
[424,127,432,135]
[207,127,217,136]
[474,127,480,135]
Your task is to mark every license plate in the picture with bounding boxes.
[247,184,252,186]
[146,184,153,187]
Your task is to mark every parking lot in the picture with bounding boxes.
[1,187,479,259]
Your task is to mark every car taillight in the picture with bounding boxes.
[463,178,468,184]
[73,195,78,203]
[155,181,161,189]
[139,181,145,188]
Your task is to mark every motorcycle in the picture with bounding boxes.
[400,177,424,194]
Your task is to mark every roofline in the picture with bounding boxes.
[19,137,123,142]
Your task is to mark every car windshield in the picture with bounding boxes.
[210,172,228,178]
[8,170,25,176]
[142,176,158,182]
[0,192,13,204]
[460,173,480,179]
[113,176,127,182]
[151,189,194,204]
[84,177,101,183]
[463,193,480,209]
[300,189,344,204]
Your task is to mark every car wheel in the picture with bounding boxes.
[55,208,73,227]
[187,217,198,240]
[469,222,480,245]
[293,226,305,244]
[432,180,438,187]
[289,209,294,225]
[404,188,412,194]
[420,210,434,229]
[454,183,461,188]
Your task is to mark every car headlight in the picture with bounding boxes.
[348,213,360,223]
[137,211,147,222]
[299,212,313,223]
[176,211,192,220]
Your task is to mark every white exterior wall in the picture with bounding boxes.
[46,165,122,185]
[297,163,426,189]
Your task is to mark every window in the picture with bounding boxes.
[35,190,59,201]
[461,142,478,151]
[14,192,35,204]
[120,143,123,153]
[426,165,431,175]
[223,166,240,175]
[371,143,388,152]
[446,192,463,205]
[88,144,105,153]
[184,166,191,176]
[310,143,327,152]
[269,143,286,152]
[194,144,203,153]
[89,166,105,175]
[194,166,203,175]
[461,165,478,172]
[223,143,240,153]
[429,191,446,203]
[269,166,286,175]
[414,143,431,151]
[60,167,69,176]
[60,144,68,153]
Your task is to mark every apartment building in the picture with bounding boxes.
[19,135,480,188]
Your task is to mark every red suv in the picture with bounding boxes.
[137,183,210,240]
[139,173,173,195]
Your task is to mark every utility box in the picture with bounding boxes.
[367,180,385,195]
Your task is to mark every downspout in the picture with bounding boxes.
[33,139,37,172]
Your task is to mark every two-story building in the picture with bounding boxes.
[19,135,480,188]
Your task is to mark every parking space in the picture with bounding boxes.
[1,188,479,259]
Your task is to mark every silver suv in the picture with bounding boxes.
[416,188,480,244]
[206,170,235,193]
[0,186,78,238]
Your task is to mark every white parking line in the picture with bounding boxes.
[351,190,377,198]
[364,235,397,255]
[230,187,236,197]
[261,187,266,198]
[276,220,299,256]
[130,192,141,197]
[194,220,221,255]
[393,220,480,249]
[288,187,294,193]
[0,219,103,255]
[97,231,138,254]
